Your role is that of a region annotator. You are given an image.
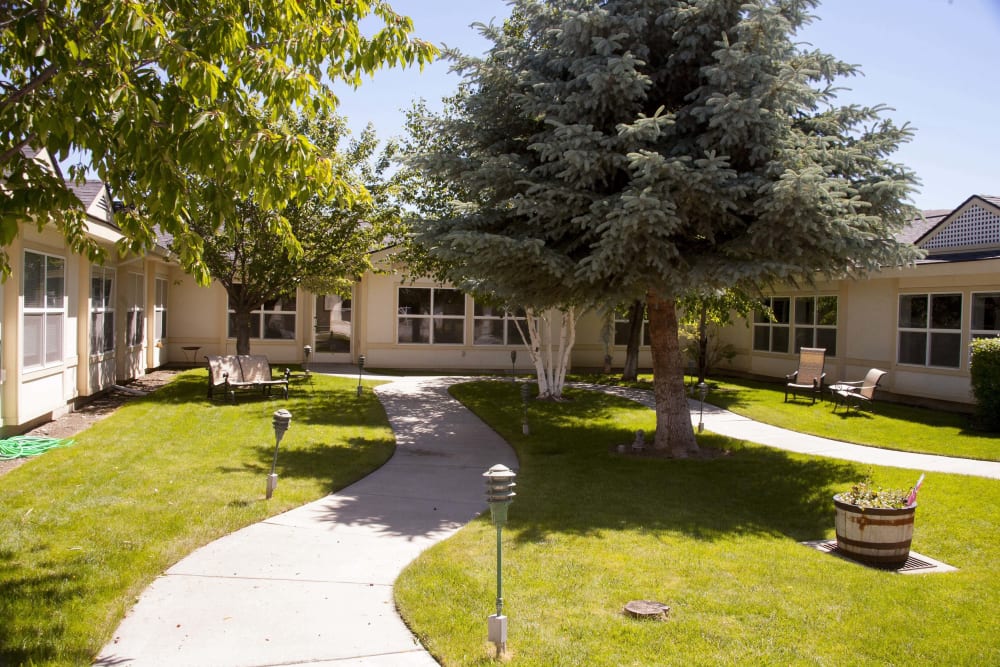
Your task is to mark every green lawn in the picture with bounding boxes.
[0,370,394,666]
[574,373,1000,462]
[395,381,1000,666]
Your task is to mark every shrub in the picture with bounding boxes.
[970,337,1000,431]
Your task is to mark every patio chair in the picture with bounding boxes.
[784,347,827,404]
[832,369,888,413]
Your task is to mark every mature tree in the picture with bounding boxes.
[620,299,645,382]
[1,0,435,281]
[408,0,919,456]
[188,112,402,355]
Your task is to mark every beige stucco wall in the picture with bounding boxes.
[713,259,1000,405]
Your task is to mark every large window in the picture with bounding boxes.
[90,267,115,355]
[125,272,145,347]
[397,287,465,344]
[753,297,790,353]
[898,293,962,368]
[23,251,65,368]
[794,296,838,356]
[473,303,526,345]
[227,290,297,339]
[154,277,168,341]
[971,292,1000,340]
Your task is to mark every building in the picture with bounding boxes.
[4,182,997,432]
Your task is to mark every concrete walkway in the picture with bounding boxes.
[95,377,517,666]
[96,374,999,666]
[578,382,1000,479]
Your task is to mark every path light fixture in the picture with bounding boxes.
[520,382,531,435]
[267,409,292,499]
[697,381,708,433]
[357,354,366,397]
[483,464,516,658]
[303,345,312,376]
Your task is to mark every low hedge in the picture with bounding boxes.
[970,336,1000,431]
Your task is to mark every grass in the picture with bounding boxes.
[0,370,394,666]
[574,373,1000,462]
[395,381,1000,666]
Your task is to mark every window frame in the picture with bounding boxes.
[154,277,168,341]
[125,272,145,348]
[90,266,116,356]
[473,302,527,346]
[752,297,791,354]
[22,250,66,369]
[971,291,1000,340]
[397,287,466,345]
[897,292,963,368]
[793,295,838,356]
[226,290,298,340]
[613,308,651,347]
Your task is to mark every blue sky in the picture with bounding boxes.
[335,0,1000,211]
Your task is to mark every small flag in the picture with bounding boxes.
[906,473,925,507]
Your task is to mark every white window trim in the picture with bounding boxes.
[753,296,791,354]
[154,277,168,341]
[90,266,116,356]
[22,250,66,370]
[397,287,466,345]
[125,272,145,348]
[473,303,526,346]
[227,291,298,340]
[793,295,838,356]
[971,291,1000,339]
[897,292,964,369]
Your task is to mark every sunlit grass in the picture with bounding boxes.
[0,371,393,666]
[396,381,1000,666]
[573,373,1000,462]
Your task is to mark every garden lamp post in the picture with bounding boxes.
[357,354,366,397]
[267,409,292,499]
[697,381,708,433]
[520,382,531,435]
[483,464,516,657]
[303,345,312,376]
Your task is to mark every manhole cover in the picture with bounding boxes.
[624,600,670,620]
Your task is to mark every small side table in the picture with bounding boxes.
[181,346,202,366]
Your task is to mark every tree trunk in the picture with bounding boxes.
[233,307,254,355]
[517,307,576,399]
[622,299,643,382]
[647,292,700,457]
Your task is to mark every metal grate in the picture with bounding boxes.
[801,540,957,574]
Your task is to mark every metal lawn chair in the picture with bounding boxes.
[832,369,888,413]
[784,347,827,403]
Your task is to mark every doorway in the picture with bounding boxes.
[312,294,353,363]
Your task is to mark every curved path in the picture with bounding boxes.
[96,375,998,666]
[95,377,517,666]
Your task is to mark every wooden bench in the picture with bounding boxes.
[206,355,290,403]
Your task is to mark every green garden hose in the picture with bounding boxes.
[0,436,75,460]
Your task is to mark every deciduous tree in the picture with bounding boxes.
[1,0,434,281]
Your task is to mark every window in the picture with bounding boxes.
[90,267,115,355]
[125,273,145,347]
[753,297,790,353]
[227,290,298,339]
[473,303,526,345]
[23,251,65,368]
[613,307,651,347]
[794,296,838,356]
[971,292,1000,340]
[154,277,168,341]
[397,287,465,344]
[898,293,962,368]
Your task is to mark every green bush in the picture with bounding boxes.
[970,337,1000,431]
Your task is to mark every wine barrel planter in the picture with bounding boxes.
[833,494,916,567]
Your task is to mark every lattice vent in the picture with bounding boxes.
[923,204,1000,250]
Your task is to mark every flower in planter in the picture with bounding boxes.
[836,473,925,509]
